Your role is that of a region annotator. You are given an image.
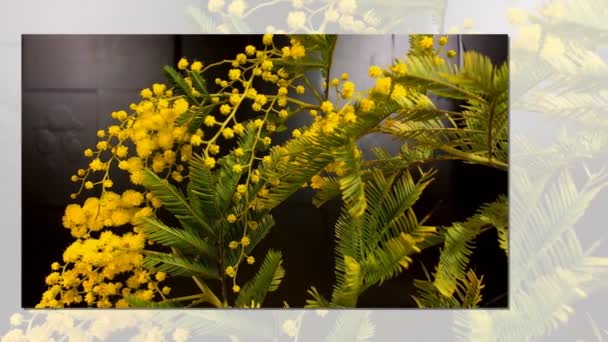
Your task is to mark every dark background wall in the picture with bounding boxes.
[22,35,507,308]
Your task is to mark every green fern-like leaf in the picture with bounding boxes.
[330,169,437,306]
[413,269,485,308]
[331,255,362,307]
[175,108,196,127]
[433,222,479,297]
[142,168,215,238]
[188,70,209,96]
[335,140,367,218]
[260,99,402,211]
[188,153,220,223]
[185,105,214,135]
[360,169,435,259]
[163,65,197,104]
[433,195,508,297]
[142,252,220,279]
[312,144,446,208]
[380,51,509,169]
[288,34,338,86]
[455,270,485,307]
[497,226,508,256]
[235,250,285,307]
[396,54,467,101]
[305,286,332,308]
[361,230,430,288]
[311,175,341,208]
[135,216,216,259]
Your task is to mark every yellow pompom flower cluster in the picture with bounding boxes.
[38,183,166,308]
[61,191,148,238]
[44,34,425,308]
[390,62,408,76]
[420,36,434,49]
[37,225,170,308]
[390,84,408,100]
[40,78,205,308]
[411,35,454,62]
[373,77,392,95]
[281,38,306,60]
[69,83,194,198]
[340,81,355,99]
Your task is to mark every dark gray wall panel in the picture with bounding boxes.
[96,35,175,89]
[22,91,98,206]
[23,36,99,90]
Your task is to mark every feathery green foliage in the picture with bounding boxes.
[413,269,485,308]
[334,140,367,218]
[188,154,221,223]
[142,168,215,237]
[169,34,510,309]
[235,250,285,307]
[432,195,508,297]
[308,169,438,307]
[44,34,509,310]
[163,65,198,104]
[384,51,509,169]
[143,252,220,279]
[135,216,217,259]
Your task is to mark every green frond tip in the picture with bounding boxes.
[142,252,220,279]
[134,215,217,259]
[360,231,432,288]
[188,69,209,96]
[413,269,485,308]
[175,109,195,126]
[479,194,508,255]
[163,65,197,104]
[141,168,216,238]
[331,168,436,303]
[185,107,212,135]
[460,51,508,96]
[331,255,362,307]
[497,226,508,256]
[235,250,285,307]
[456,269,485,307]
[312,175,340,208]
[433,194,508,297]
[335,142,367,218]
[180,72,211,134]
[305,286,332,308]
[188,153,220,223]
[433,222,477,297]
